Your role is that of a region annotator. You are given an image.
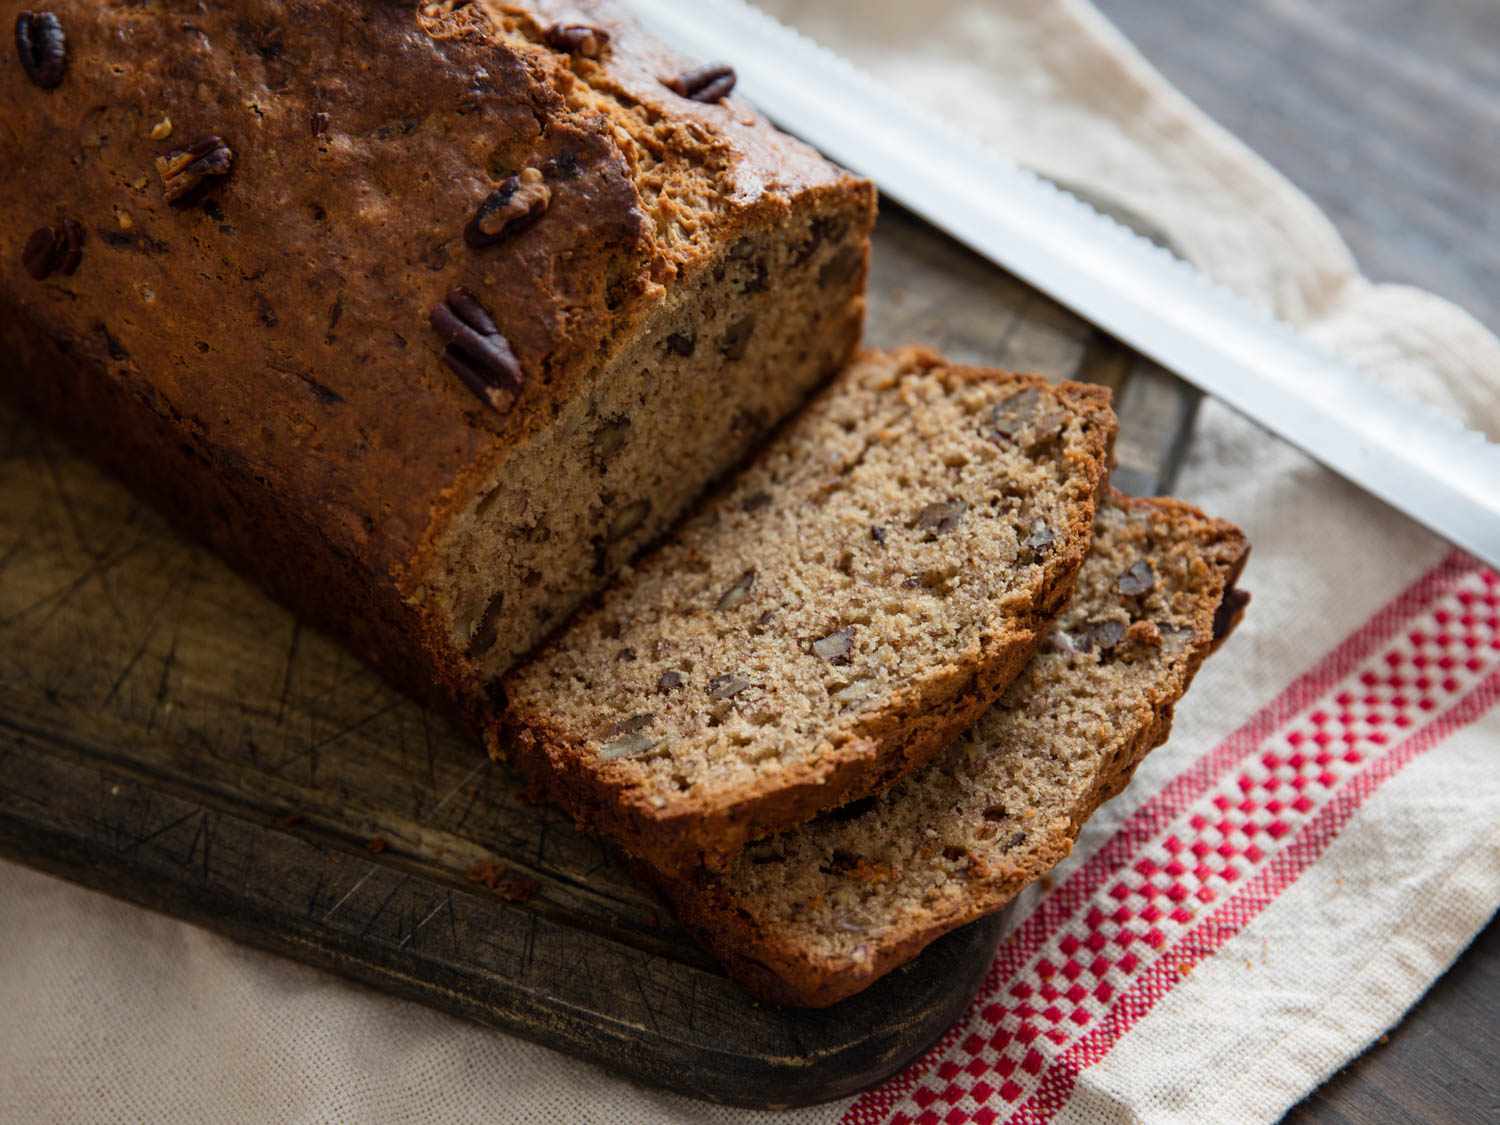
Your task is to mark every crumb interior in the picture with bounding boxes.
[715,501,1235,965]
[431,204,867,675]
[506,352,1110,814]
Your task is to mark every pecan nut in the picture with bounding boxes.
[20,218,84,281]
[155,136,234,204]
[1074,620,1126,653]
[715,568,756,611]
[662,63,736,103]
[985,388,1039,442]
[603,713,655,740]
[430,288,524,415]
[812,626,855,663]
[1213,586,1250,641]
[1117,559,1156,597]
[913,499,968,537]
[1023,519,1055,553]
[20,227,58,280]
[464,167,550,249]
[15,10,67,89]
[545,22,609,57]
[707,674,752,700]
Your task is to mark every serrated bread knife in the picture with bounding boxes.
[627,0,1500,570]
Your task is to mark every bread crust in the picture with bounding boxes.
[0,0,872,723]
[653,494,1250,1006]
[503,350,1118,874]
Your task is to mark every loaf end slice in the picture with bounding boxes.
[502,348,1118,874]
[657,494,1249,1006]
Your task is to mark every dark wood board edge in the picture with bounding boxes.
[0,727,1005,1110]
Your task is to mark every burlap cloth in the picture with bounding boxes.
[4,2,1497,1121]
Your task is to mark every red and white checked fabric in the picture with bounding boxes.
[843,554,1500,1125]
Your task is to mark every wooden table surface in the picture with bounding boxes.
[1092,2,1500,1121]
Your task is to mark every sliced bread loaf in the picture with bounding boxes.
[655,494,1249,1006]
[502,348,1117,874]
[3,0,873,726]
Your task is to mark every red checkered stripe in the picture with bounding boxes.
[843,553,1500,1125]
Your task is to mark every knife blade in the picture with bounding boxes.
[627,0,1500,570]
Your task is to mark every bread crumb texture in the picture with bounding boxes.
[662,495,1248,1006]
[503,349,1117,871]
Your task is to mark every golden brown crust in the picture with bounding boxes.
[652,493,1249,1007]
[0,0,871,717]
[502,351,1119,874]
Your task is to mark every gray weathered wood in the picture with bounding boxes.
[0,205,1192,1106]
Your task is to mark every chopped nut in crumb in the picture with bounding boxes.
[707,674,752,700]
[812,626,855,663]
[599,732,659,760]
[1118,559,1157,597]
[913,499,967,537]
[715,569,756,611]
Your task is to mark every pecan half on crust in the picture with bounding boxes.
[20,218,84,280]
[663,64,736,103]
[545,23,609,58]
[155,136,234,205]
[430,288,524,415]
[464,168,550,249]
[15,11,67,89]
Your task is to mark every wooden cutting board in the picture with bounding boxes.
[0,204,1198,1108]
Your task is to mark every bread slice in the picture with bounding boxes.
[502,348,1117,874]
[655,494,1249,1006]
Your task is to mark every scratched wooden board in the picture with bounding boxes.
[0,203,1198,1108]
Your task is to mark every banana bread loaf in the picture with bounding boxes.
[1,0,874,722]
[657,495,1249,1006]
[502,348,1117,874]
